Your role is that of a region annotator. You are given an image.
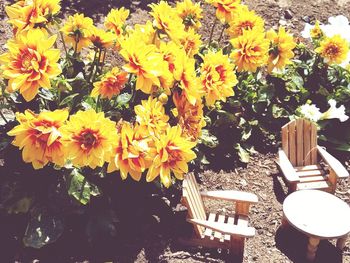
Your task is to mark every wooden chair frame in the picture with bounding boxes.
[180,173,258,260]
[278,118,349,192]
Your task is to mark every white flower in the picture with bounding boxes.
[299,104,322,122]
[321,15,350,42]
[340,52,350,68]
[321,99,349,122]
[301,23,314,39]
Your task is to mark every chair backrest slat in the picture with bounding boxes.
[281,119,318,166]
[288,120,297,165]
[303,119,311,165]
[182,173,207,237]
[310,123,318,163]
[296,118,304,166]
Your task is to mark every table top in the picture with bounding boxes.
[283,190,350,239]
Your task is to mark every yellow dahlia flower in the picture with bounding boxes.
[6,0,61,34]
[134,97,170,135]
[149,1,185,39]
[0,29,61,101]
[146,125,197,188]
[175,55,203,105]
[7,109,68,169]
[226,5,264,38]
[200,50,237,106]
[107,122,153,181]
[132,21,158,46]
[91,67,128,99]
[315,35,349,65]
[266,27,296,73]
[159,42,186,78]
[206,0,241,23]
[174,28,202,57]
[176,0,203,29]
[89,27,116,49]
[173,91,206,141]
[230,29,269,72]
[104,7,129,37]
[60,110,117,169]
[120,39,167,94]
[60,13,94,52]
[157,42,187,93]
[311,20,323,39]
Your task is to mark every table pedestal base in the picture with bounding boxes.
[307,237,320,261]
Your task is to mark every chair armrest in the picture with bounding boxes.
[200,190,258,204]
[317,146,349,179]
[187,218,255,237]
[277,149,300,183]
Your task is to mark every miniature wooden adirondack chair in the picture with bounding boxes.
[278,118,349,192]
[180,173,258,260]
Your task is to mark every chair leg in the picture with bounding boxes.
[307,237,320,261]
[281,214,289,229]
[328,170,337,193]
[288,183,297,193]
[337,235,348,250]
[230,236,245,262]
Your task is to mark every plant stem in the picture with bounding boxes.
[91,49,102,83]
[95,96,100,112]
[100,50,106,73]
[73,36,79,57]
[89,50,98,83]
[59,31,68,57]
[0,110,9,124]
[218,24,226,43]
[208,18,218,46]
[96,48,103,73]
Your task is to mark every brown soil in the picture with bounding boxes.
[0,0,350,262]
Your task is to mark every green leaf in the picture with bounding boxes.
[200,154,210,165]
[241,127,252,141]
[235,143,250,163]
[7,197,33,214]
[81,96,96,110]
[23,207,64,249]
[68,169,100,205]
[0,136,11,152]
[214,110,237,126]
[199,129,219,148]
[38,88,55,101]
[272,104,288,118]
[116,93,132,106]
[59,93,79,106]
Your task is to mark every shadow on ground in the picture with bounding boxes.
[275,226,343,263]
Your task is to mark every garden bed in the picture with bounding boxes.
[1,0,350,262]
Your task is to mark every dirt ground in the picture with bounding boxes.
[0,0,350,262]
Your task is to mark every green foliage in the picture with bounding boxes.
[68,169,101,205]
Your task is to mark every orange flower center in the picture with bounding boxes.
[74,128,102,151]
[16,48,45,74]
[129,56,145,74]
[325,44,340,58]
[183,40,195,54]
[29,120,61,147]
[215,65,226,80]
[239,21,254,31]
[163,143,182,167]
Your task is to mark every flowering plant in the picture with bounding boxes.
[0,0,350,249]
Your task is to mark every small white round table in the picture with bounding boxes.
[282,190,350,261]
